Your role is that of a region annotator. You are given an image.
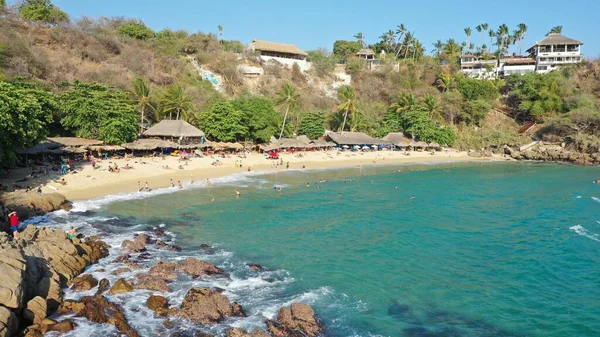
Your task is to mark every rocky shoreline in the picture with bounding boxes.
[0,193,324,337]
[465,142,600,166]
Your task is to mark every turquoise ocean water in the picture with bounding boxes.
[48,162,600,336]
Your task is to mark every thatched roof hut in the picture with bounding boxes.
[382,133,411,146]
[47,137,103,147]
[143,120,205,138]
[87,145,125,152]
[327,132,389,146]
[413,141,428,148]
[122,139,179,150]
[428,142,441,149]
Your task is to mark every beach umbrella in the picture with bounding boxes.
[362,146,370,150]
[371,145,378,148]
[342,145,350,149]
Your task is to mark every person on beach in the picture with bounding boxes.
[37,185,42,193]
[170,179,175,188]
[306,183,310,188]
[137,181,141,191]
[68,227,76,240]
[178,181,183,189]
[144,182,150,191]
[8,211,19,237]
[286,162,289,169]
[206,179,211,186]
[190,175,194,184]
[236,190,241,197]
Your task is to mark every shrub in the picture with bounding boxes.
[119,20,154,40]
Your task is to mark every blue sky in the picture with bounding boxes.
[12,0,600,57]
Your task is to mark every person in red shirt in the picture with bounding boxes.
[8,211,18,237]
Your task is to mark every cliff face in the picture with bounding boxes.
[0,191,70,223]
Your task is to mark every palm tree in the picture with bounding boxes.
[475,25,482,48]
[482,23,490,47]
[354,32,365,48]
[436,73,453,92]
[432,40,444,58]
[421,94,441,121]
[443,38,462,62]
[464,27,472,51]
[130,78,155,134]
[402,32,414,59]
[497,24,509,55]
[517,23,527,55]
[547,25,562,35]
[395,24,407,57]
[161,85,194,121]
[412,40,425,60]
[389,92,418,115]
[217,25,223,41]
[276,84,300,139]
[336,85,357,133]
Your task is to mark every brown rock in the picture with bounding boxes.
[176,257,224,278]
[23,326,43,337]
[0,305,18,337]
[48,320,77,333]
[273,303,322,337]
[121,239,146,253]
[148,261,178,279]
[0,192,68,220]
[71,274,98,291]
[23,296,47,325]
[111,267,132,275]
[109,278,134,295]
[135,274,169,292]
[77,295,139,337]
[155,240,182,251]
[226,328,270,337]
[56,300,84,315]
[0,234,26,309]
[247,264,263,271]
[113,254,131,263]
[133,233,152,245]
[146,295,168,315]
[124,262,143,270]
[96,278,110,295]
[82,238,110,264]
[179,288,245,325]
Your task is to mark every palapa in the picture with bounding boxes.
[327,132,389,146]
[122,139,179,150]
[47,137,104,147]
[87,145,124,152]
[413,141,429,148]
[428,142,441,149]
[382,133,411,147]
[143,120,205,138]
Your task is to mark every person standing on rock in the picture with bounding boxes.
[8,211,19,237]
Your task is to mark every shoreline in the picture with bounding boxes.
[25,150,509,201]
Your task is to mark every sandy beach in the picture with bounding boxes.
[1,149,509,201]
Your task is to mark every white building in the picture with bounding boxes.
[526,33,583,73]
[460,54,498,79]
[247,39,311,71]
[499,57,536,77]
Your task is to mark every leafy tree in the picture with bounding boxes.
[332,40,361,59]
[354,32,365,48]
[59,82,137,144]
[306,49,335,77]
[275,84,300,139]
[546,26,562,35]
[505,72,566,122]
[130,78,154,133]
[421,94,442,121]
[298,111,325,139]
[200,101,247,142]
[160,85,194,120]
[337,85,357,132]
[0,81,55,166]
[232,97,281,143]
[459,100,491,126]
[400,110,455,145]
[345,56,364,74]
[389,92,419,115]
[119,20,155,40]
[456,77,499,101]
[18,0,69,25]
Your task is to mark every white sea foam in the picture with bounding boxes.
[569,225,600,242]
[592,196,600,203]
[71,170,279,212]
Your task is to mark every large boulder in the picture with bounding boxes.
[267,303,322,337]
[0,234,26,309]
[70,274,98,291]
[179,288,246,325]
[108,279,134,295]
[121,239,146,253]
[95,278,110,295]
[136,274,169,292]
[176,257,224,278]
[226,328,270,337]
[0,192,70,220]
[23,296,47,325]
[0,306,18,337]
[76,296,139,337]
[148,261,178,280]
[146,295,168,316]
[47,319,76,333]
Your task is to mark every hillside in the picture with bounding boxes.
[1,1,599,168]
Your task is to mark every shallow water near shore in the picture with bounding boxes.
[42,162,600,337]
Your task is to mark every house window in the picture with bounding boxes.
[556,57,563,62]
[538,66,548,71]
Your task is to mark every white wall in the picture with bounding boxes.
[502,65,535,76]
[260,55,312,72]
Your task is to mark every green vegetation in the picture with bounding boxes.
[0,0,598,167]
[18,0,69,25]
[59,82,138,144]
[0,82,55,166]
[119,20,155,40]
